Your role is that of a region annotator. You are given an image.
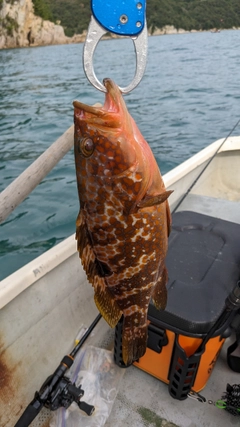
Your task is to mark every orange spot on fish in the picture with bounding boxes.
[134,182,141,193]
[118,164,126,170]
[88,176,96,183]
[97,145,105,153]
[108,161,115,168]
[123,177,133,186]
[109,217,117,225]
[106,150,114,158]
[99,154,106,163]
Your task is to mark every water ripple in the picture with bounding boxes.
[1,30,240,279]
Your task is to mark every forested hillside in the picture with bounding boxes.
[32,0,240,37]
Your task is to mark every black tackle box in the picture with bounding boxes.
[114,211,240,399]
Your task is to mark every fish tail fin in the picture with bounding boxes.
[121,309,148,366]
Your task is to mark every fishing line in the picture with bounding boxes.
[172,116,240,214]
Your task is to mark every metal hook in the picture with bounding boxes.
[83,15,148,94]
[188,390,206,403]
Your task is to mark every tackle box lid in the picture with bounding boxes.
[149,211,240,336]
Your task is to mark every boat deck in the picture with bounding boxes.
[179,194,240,225]
[32,316,239,427]
[2,141,240,427]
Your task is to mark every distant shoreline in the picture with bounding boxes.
[151,26,240,36]
[25,26,240,46]
[1,26,239,51]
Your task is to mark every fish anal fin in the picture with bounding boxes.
[94,279,122,328]
[137,190,173,209]
[151,266,168,311]
[76,210,122,328]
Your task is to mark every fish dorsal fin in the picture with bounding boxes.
[76,210,122,328]
[137,190,173,209]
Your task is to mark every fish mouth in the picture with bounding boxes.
[73,78,130,128]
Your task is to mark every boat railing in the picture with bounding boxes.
[0,132,234,225]
[0,125,74,224]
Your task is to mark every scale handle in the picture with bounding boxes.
[91,0,146,36]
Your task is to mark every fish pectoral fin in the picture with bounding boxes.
[166,200,172,237]
[137,190,173,209]
[151,266,168,311]
[76,210,122,328]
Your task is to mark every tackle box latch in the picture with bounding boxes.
[147,323,168,353]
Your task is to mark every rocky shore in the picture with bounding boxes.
[1,0,239,50]
[0,0,86,49]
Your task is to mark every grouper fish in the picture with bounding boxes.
[73,78,172,365]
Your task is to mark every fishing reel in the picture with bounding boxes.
[14,314,103,427]
[41,374,95,415]
[15,373,95,427]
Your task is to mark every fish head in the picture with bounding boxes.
[74,78,161,209]
[74,78,138,179]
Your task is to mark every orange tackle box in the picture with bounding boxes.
[114,211,240,400]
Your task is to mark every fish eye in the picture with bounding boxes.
[78,137,95,157]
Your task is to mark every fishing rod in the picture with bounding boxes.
[172,116,240,214]
[14,313,102,427]
[197,280,240,353]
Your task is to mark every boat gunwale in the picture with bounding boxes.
[1,136,240,309]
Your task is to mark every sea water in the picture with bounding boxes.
[0,29,240,280]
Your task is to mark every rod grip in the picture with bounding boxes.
[14,399,43,427]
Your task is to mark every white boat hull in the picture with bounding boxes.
[1,136,240,427]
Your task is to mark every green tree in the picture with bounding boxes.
[32,0,52,21]
[28,0,240,37]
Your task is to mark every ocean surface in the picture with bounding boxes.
[1,29,240,280]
